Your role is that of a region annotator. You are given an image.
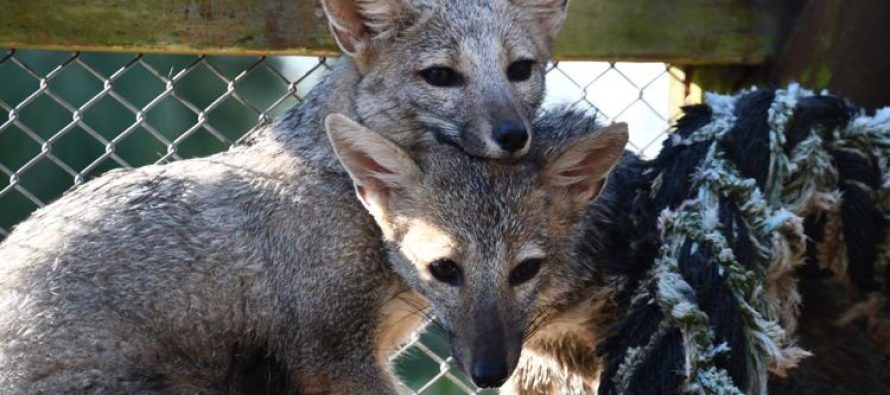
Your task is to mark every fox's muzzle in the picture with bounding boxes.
[481,82,531,157]
[461,302,521,388]
[492,120,529,154]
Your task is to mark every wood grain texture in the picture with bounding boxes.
[0,0,781,63]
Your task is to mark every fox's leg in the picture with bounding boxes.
[332,366,407,395]
[503,354,558,395]
[295,356,406,395]
[504,343,600,395]
[282,292,412,394]
[504,367,596,395]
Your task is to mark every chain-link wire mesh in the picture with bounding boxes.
[0,48,690,394]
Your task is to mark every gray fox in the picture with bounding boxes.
[306,0,570,162]
[0,110,625,393]
[0,0,571,393]
[325,112,627,390]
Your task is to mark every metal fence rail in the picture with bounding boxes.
[0,48,689,394]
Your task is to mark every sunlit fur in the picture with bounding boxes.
[0,0,571,393]
[326,111,627,390]
[317,0,566,159]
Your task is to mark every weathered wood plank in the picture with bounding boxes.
[769,0,890,110]
[0,0,782,63]
[555,0,782,63]
[0,0,340,56]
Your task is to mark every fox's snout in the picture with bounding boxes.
[492,120,529,154]
[482,93,532,157]
[469,337,512,388]
[450,303,522,388]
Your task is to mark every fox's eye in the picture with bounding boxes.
[419,66,463,87]
[428,258,462,285]
[509,258,544,286]
[506,59,536,82]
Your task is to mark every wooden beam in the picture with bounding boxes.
[0,0,782,64]
[768,0,890,110]
[555,0,782,64]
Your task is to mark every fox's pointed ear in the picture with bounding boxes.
[511,0,570,46]
[325,113,419,232]
[320,0,416,62]
[540,122,628,213]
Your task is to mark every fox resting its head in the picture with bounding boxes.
[325,113,628,388]
[320,0,570,158]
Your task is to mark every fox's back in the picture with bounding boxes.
[0,137,387,392]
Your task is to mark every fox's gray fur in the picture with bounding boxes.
[326,112,627,391]
[0,0,575,393]
[0,147,404,393]
[318,0,569,160]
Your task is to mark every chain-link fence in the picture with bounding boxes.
[0,48,690,394]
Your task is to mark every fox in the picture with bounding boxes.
[0,0,575,393]
[0,108,626,394]
[324,113,628,391]
[300,0,570,163]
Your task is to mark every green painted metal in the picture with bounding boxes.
[0,0,781,63]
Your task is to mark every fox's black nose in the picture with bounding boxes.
[493,121,529,153]
[471,359,509,388]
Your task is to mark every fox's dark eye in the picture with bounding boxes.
[506,59,536,82]
[429,258,462,285]
[509,258,544,286]
[419,66,463,87]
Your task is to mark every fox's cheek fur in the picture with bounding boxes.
[513,69,547,115]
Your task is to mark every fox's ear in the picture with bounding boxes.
[320,0,416,60]
[325,113,419,229]
[540,122,628,213]
[511,0,570,45]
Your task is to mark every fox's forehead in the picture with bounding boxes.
[400,213,546,264]
[401,0,542,61]
[409,158,549,245]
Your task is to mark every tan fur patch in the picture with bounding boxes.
[374,286,429,366]
[516,243,546,264]
[399,219,457,277]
